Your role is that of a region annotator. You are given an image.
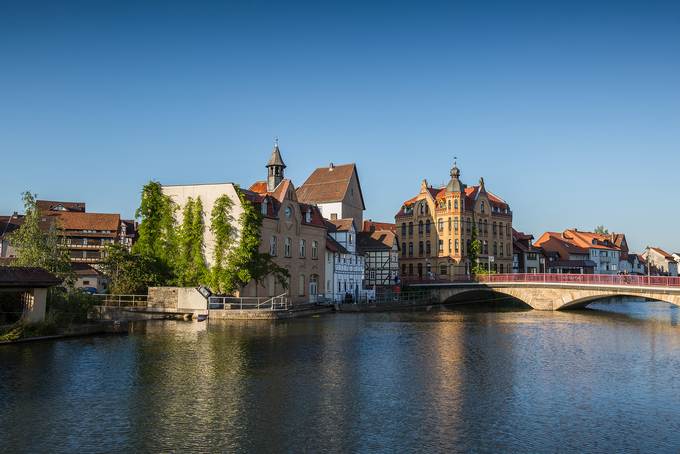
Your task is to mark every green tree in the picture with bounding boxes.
[133,181,177,279]
[100,244,167,294]
[594,225,609,234]
[208,194,236,293]
[9,192,73,284]
[468,221,484,276]
[223,189,289,295]
[176,196,208,286]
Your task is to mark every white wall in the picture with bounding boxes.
[162,183,244,268]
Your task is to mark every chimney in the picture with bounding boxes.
[329,162,335,171]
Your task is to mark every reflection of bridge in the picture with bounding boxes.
[410,274,680,310]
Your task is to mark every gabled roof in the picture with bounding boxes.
[362,220,396,233]
[266,144,286,168]
[326,234,348,254]
[649,247,674,260]
[357,230,397,253]
[534,231,590,260]
[296,163,365,209]
[325,218,355,232]
[48,212,120,232]
[562,229,622,251]
[36,200,86,213]
[246,180,326,228]
[0,266,61,288]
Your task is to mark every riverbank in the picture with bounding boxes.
[0,321,129,345]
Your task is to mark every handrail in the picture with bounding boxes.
[92,294,148,308]
[476,273,680,288]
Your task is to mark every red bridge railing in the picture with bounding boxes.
[405,274,680,288]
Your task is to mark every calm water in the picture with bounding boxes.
[2,300,680,453]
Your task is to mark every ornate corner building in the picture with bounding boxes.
[395,161,513,280]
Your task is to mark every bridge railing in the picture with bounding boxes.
[476,273,680,287]
[92,294,148,307]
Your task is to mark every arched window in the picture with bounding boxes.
[418,241,424,256]
[447,199,451,210]
[454,199,458,210]
[418,221,424,235]
[493,242,498,255]
[481,201,485,213]
[401,223,406,237]
[408,242,413,256]
[438,219,444,232]
[425,219,431,234]
[499,222,504,237]
[270,236,277,256]
[448,239,452,253]
[284,237,291,257]
[454,218,459,232]
[500,242,504,257]
[402,242,406,256]
[455,239,459,253]
[417,263,423,277]
[426,241,431,256]
[448,217,452,231]
[408,222,413,235]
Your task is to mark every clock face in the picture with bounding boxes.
[284,206,292,219]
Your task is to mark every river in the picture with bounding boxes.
[2,300,680,453]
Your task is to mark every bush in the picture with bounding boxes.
[46,289,97,325]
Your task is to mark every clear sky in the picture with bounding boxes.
[1,0,679,253]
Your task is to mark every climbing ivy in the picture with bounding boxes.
[207,194,235,293]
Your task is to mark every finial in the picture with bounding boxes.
[274,136,279,147]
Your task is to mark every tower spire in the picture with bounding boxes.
[266,139,286,191]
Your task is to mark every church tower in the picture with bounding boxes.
[266,139,286,192]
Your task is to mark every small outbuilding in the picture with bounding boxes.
[0,267,61,323]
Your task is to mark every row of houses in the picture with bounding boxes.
[162,143,399,304]
[0,201,137,292]
[513,229,679,277]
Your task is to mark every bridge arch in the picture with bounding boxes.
[440,287,533,309]
[559,293,680,310]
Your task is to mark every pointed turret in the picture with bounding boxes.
[266,139,286,192]
[445,158,465,193]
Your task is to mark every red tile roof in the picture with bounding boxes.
[48,212,120,232]
[362,220,396,233]
[0,267,61,288]
[357,230,397,253]
[297,163,365,209]
[36,200,86,212]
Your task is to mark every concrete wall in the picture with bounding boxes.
[177,287,207,310]
[22,288,47,323]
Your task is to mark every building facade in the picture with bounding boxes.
[642,247,678,276]
[162,143,328,304]
[512,230,544,273]
[296,163,366,225]
[358,222,399,287]
[395,162,513,280]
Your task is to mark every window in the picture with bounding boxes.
[448,239,452,253]
[331,213,338,220]
[312,240,318,259]
[499,222,504,237]
[499,242,504,257]
[448,217,452,231]
[493,242,498,256]
[426,241,431,256]
[349,233,353,244]
[408,242,413,257]
[299,239,306,257]
[480,201,485,213]
[455,239,459,253]
[270,236,278,256]
[284,237,291,257]
[527,252,537,261]
[500,264,504,273]
[507,243,511,256]
[447,200,451,210]
[408,222,413,235]
[493,222,497,235]
[483,240,488,255]
[506,224,510,236]
[305,209,311,223]
[401,223,406,237]
[440,265,448,275]
[438,240,444,253]
[418,221,423,235]
[438,219,444,232]
[402,242,407,256]
[284,206,292,219]
[261,199,268,216]
[417,263,423,277]
[299,275,305,296]
[402,264,407,275]
[83,280,90,285]
[418,241,424,256]
[454,199,458,210]
[454,218,459,232]
[408,264,413,275]
[425,220,431,234]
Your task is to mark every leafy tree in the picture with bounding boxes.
[133,181,177,278]
[100,244,168,294]
[223,189,289,295]
[468,222,484,276]
[594,225,609,235]
[9,192,73,284]
[176,197,208,286]
[208,194,236,293]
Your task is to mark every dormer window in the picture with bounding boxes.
[305,209,311,223]
[261,198,268,216]
[480,201,485,214]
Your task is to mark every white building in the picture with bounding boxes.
[642,247,678,276]
[324,219,366,302]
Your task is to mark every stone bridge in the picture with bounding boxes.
[410,274,680,311]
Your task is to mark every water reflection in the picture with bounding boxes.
[2,300,680,452]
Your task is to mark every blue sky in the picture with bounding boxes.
[1,0,679,253]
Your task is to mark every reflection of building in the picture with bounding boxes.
[163,143,328,303]
[642,247,678,276]
[395,161,513,280]
[512,230,544,273]
[358,222,399,287]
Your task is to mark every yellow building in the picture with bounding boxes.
[395,161,513,280]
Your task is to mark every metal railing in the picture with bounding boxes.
[477,273,680,288]
[92,294,148,307]
[208,292,290,311]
